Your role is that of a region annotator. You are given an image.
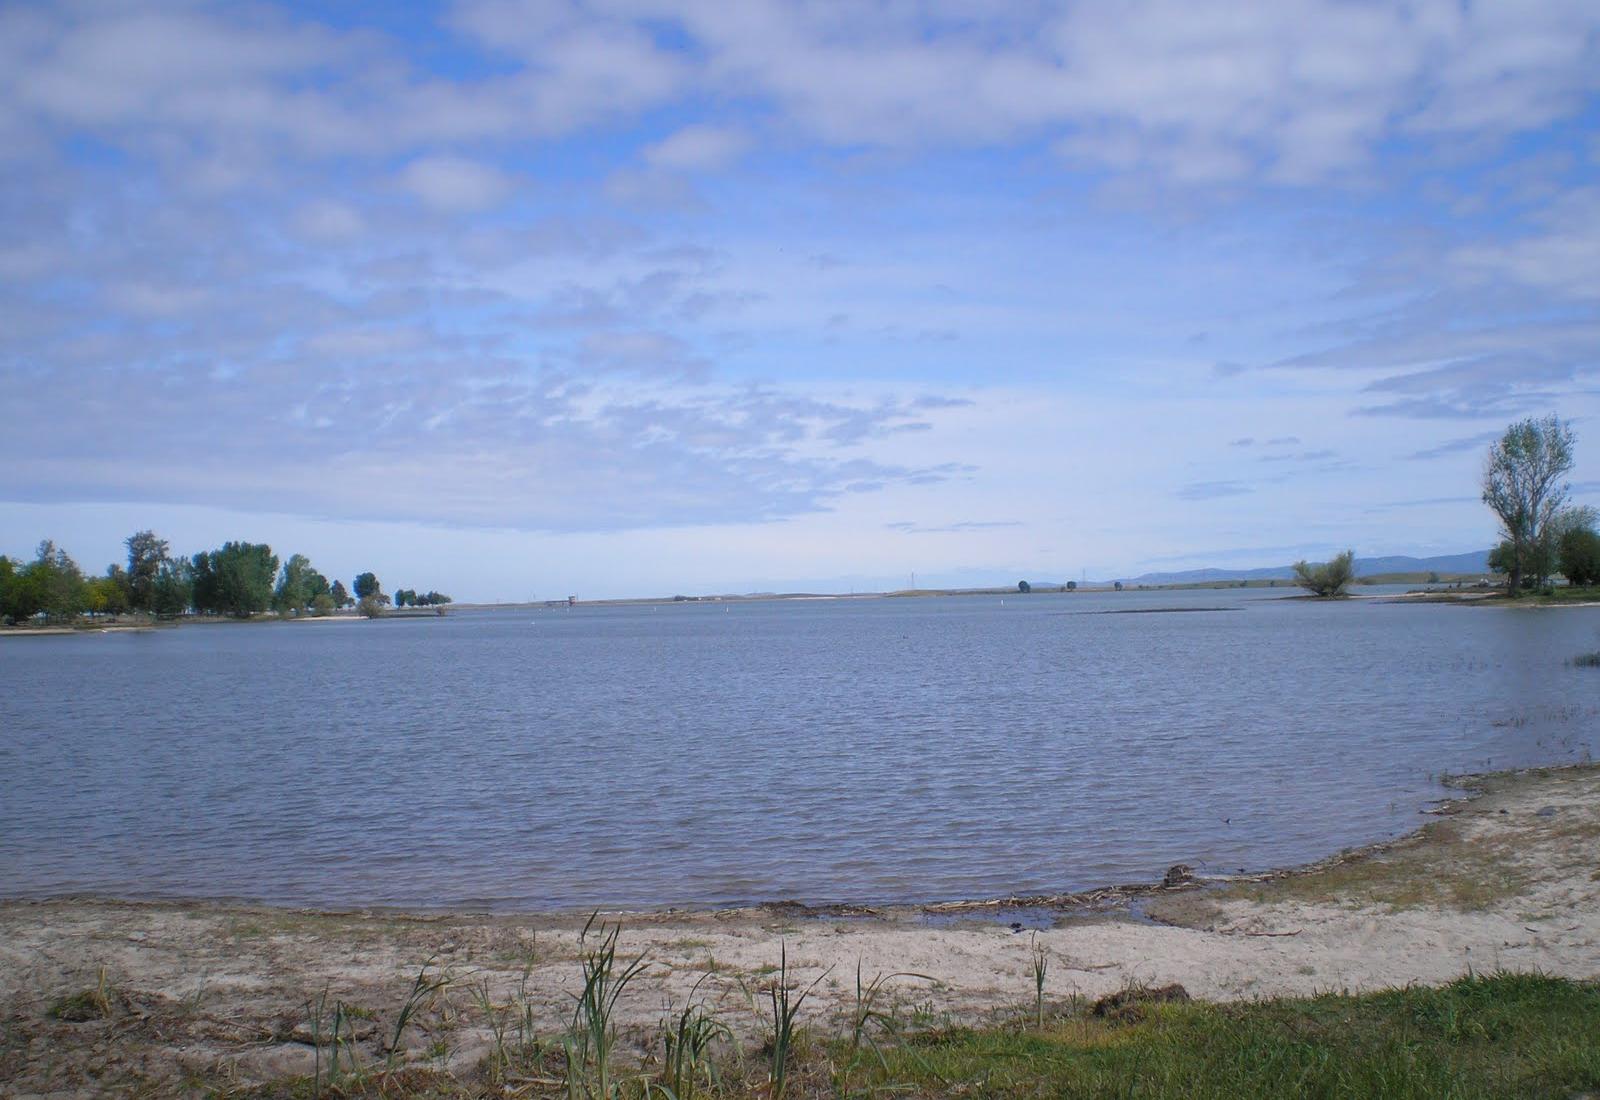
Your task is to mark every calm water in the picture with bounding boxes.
[3,590,1598,911]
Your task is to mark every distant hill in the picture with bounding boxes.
[1119,550,1492,587]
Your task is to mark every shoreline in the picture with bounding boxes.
[0,762,1559,926]
[5,763,1599,1093]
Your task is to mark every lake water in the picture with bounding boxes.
[3,590,1598,912]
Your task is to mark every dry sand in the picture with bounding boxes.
[4,765,1599,1096]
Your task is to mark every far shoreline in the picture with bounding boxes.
[9,578,1596,635]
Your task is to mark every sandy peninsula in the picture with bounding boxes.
[3,765,1598,1095]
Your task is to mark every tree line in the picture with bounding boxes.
[0,531,451,624]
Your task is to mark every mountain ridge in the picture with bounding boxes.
[1118,550,1492,586]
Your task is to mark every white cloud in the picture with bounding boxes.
[291,198,366,242]
[398,155,514,211]
[643,124,749,172]
[1451,188,1600,301]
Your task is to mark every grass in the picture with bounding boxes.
[760,943,827,1099]
[843,972,1600,1100]
[654,977,730,1100]
[1532,585,1600,604]
[1029,933,1050,1029]
[565,913,650,1100]
[1152,823,1531,921]
[216,971,1600,1099]
[48,966,113,1021]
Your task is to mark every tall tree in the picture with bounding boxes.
[353,572,380,600]
[191,542,278,618]
[27,540,88,620]
[273,553,327,613]
[150,559,193,617]
[0,555,24,623]
[1482,416,1576,593]
[329,579,352,608]
[124,530,171,612]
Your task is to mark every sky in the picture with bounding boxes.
[2,0,1599,600]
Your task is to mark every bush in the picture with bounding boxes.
[357,595,386,619]
[1292,550,1355,598]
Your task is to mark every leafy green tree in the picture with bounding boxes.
[87,569,131,615]
[124,530,170,612]
[1560,526,1600,588]
[150,559,193,617]
[1292,549,1356,597]
[1017,581,1031,593]
[305,569,330,601]
[27,540,88,620]
[0,554,25,623]
[329,579,352,608]
[1482,416,1576,593]
[273,554,328,613]
[191,542,278,618]
[311,592,336,616]
[353,572,380,600]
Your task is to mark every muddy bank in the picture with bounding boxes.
[4,765,1599,1095]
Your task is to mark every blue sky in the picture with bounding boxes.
[2,0,1598,599]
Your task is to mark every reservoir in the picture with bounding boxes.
[3,589,1597,911]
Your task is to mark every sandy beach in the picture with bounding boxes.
[3,764,1598,1095]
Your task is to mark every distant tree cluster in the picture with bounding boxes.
[0,531,442,626]
[1482,416,1597,591]
[394,589,454,607]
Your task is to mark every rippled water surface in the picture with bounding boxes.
[3,590,1599,910]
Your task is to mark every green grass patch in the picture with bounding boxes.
[842,973,1600,1099]
[1538,585,1600,603]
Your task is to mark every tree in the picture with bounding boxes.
[1560,523,1600,588]
[87,569,130,615]
[124,530,170,612]
[0,554,26,623]
[1482,416,1575,593]
[274,554,328,613]
[150,559,193,617]
[353,572,380,600]
[1017,581,1031,593]
[1488,541,1520,583]
[357,594,386,619]
[329,579,352,608]
[1292,550,1355,597]
[191,542,278,618]
[28,540,88,620]
[311,592,336,616]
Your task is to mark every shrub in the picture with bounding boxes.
[1292,550,1355,598]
